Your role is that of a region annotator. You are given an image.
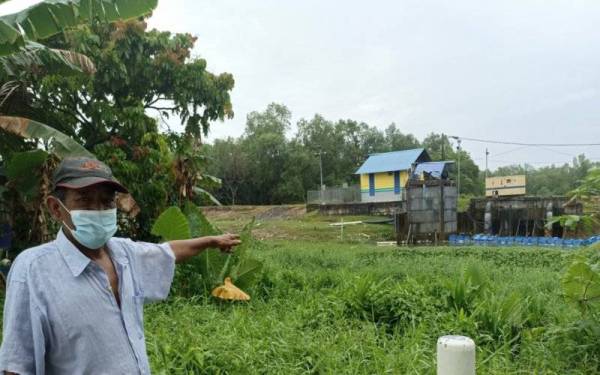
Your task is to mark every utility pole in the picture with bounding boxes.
[319,151,324,190]
[457,138,461,196]
[439,134,447,242]
[441,134,445,160]
[485,148,489,180]
[317,151,325,204]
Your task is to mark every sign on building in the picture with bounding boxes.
[485,175,526,197]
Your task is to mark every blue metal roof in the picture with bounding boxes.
[355,148,427,174]
[413,161,454,179]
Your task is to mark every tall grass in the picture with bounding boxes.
[144,242,599,374]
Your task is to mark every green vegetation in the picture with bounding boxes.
[151,204,263,296]
[143,231,600,374]
[0,6,234,249]
[0,2,599,373]
[1,209,599,373]
[205,104,600,206]
[205,105,483,204]
[128,208,600,374]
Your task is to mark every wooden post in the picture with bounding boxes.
[394,213,401,245]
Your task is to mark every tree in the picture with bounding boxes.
[296,115,344,187]
[384,123,420,151]
[276,139,320,202]
[241,103,291,204]
[1,12,235,244]
[19,20,234,148]
[335,119,367,179]
[205,138,249,205]
[0,0,160,248]
[422,133,482,196]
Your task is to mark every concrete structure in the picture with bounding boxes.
[307,201,405,216]
[406,179,457,235]
[306,186,361,205]
[355,148,430,203]
[307,151,459,242]
[437,336,476,375]
[467,196,583,236]
[485,175,526,197]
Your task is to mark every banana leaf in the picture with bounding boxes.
[0,0,158,56]
[1,40,95,78]
[5,149,48,200]
[0,116,92,158]
[192,186,222,206]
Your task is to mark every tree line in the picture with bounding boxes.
[205,103,599,205]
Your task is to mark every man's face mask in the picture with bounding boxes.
[58,199,117,250]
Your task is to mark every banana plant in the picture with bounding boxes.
[545,215,597,239]
[0,116,92,158]
[0,0,158,247]
[0,0,158,56]
[151,203,263,298]
[0,117,139,247]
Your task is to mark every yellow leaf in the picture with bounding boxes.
[211,277,250,301]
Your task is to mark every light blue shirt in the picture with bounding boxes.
[0,229,176,375]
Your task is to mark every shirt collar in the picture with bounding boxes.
[106,237,129,266]
[55,229,91,277]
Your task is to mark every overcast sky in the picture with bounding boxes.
[3,0,600,169]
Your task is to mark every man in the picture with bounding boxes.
[0,157,240,374]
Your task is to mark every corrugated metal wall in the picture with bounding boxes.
[407,184,457,234]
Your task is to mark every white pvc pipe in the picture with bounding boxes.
[437,335,476,375]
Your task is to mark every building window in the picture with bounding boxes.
[394,171,400,194]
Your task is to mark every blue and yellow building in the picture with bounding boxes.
[355,148,431,202]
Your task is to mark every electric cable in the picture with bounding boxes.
[449,135,600,147]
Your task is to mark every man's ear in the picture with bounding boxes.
[46,195,64,221]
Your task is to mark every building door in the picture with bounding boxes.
[394,171,400,194]
[369,173,375,196]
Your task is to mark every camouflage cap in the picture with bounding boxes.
[52,157,128,193]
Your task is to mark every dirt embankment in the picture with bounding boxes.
[201,205,306,221]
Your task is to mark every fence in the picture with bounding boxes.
[306,185,361,205]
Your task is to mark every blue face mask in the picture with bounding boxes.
[59,200,118,250]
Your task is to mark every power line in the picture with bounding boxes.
[449,135,600,147]
[532,145,575,158]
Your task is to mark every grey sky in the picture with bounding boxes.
[3,0,600,169]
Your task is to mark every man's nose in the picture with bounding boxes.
[89,201,107,210]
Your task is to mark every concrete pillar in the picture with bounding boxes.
[484,202,492,234]
[545,202,553,237]
[437,335,476,375]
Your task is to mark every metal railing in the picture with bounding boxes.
[306,185,361,205]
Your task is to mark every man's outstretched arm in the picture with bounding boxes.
[168,234,241,263]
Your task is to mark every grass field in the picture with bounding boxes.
[2,209,599,374]
[142,210,600,374]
